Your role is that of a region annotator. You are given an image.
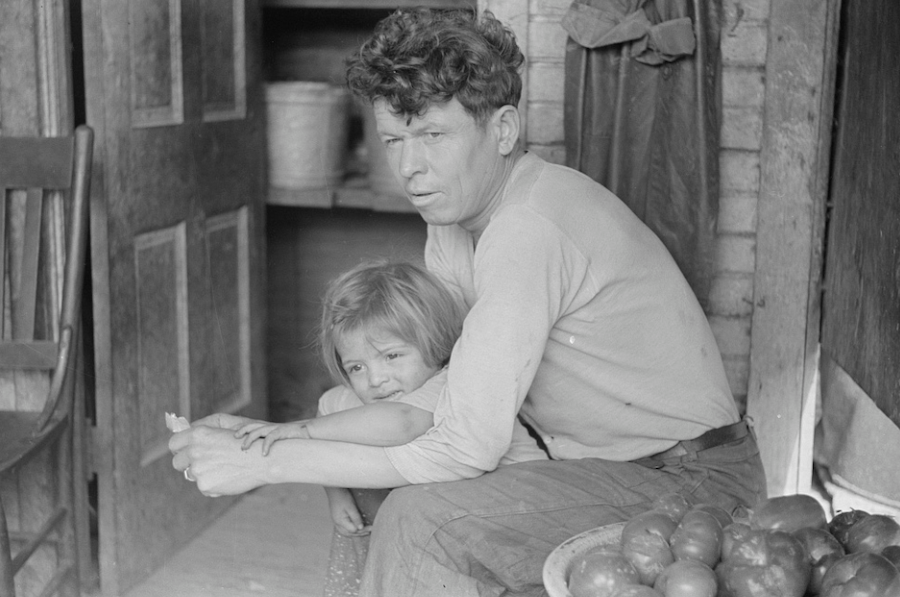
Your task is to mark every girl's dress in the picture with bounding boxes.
[322,488,391,597]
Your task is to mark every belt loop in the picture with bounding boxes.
[743,414,758,442]
[681,446,699,463]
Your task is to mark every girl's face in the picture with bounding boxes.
[335,326,440,404]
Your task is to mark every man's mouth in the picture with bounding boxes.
[407,189,435,200]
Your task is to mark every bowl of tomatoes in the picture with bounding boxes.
[543,522,627,597]
[543,492,900,597]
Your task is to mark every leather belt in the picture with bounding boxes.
[648,419,750,460]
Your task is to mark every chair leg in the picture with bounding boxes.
[0,496,16,597]
[57,421,79,597]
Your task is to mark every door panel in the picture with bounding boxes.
[82,0,266,593]
[134,222,190,468]
[130,0,185,127]
[200,0,247,122]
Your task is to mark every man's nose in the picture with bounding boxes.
[398,139,426,179]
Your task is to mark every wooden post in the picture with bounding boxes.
[747,0,840,497]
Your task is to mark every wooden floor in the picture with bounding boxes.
[121,483,334,597]
[103,474,871,597]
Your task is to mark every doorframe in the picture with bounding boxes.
[746,0,842,497]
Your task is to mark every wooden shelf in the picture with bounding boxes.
[261,0,457,214]
[263,0,475,9]
[268,178,418,214]
[268,186,333,209]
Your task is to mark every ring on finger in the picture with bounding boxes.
[184,467,196,482]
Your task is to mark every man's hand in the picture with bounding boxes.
[169,425,270,497]
[191,412,259,431]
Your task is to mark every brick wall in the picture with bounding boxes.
[485,0,769,412]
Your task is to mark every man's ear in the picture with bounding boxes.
[493,105,520,156]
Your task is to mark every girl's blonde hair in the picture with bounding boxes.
[319,260,464,384]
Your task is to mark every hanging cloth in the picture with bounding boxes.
[563,0,721,310]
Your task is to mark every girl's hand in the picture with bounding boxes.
[235,421,311,455]
[331,503,369,537]
[327,489,369,537]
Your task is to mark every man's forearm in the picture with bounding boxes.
[172,419,410,497]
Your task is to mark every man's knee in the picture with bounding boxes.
[375,483,454,532]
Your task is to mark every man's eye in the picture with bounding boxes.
[383,137,400,147]
[425,132,443,141]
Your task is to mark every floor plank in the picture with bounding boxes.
[122,483,333,597]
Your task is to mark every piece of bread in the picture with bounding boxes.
[165,412,190,432]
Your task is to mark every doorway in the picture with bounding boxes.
[815,0,900,514]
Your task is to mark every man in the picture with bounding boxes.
[172,8,766,596]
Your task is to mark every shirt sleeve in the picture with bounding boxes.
[387,368,446,413]
[316,385,363,417]
[384,211,568,483]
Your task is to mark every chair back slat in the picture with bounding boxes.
[0,137,74,189]
[11,189,45,341]
[0,188,6,340]
[0,341,57,369]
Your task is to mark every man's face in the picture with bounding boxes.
[373,98,507,231]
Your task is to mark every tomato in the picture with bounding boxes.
[750,494,828,533]
[610,585,664,597]
[622,510,679,544]
[568,548,642,597]
[653,493,693,523]
[691,503,733,530]
[670,509,724,568]
[621,510,678,585]
[792,527,845,595]
[715,529,810,597]
[819,552,900,596]
[652,559,717,597]
[720,522,755,562]
[881,545,900,570]
[844,514,900,554]
[829,509,870,548]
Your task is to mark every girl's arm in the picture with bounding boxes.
[323,486,367,536]
[306,401,433,446]
[236,376,442,453]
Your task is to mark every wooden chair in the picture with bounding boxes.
[0,125,93,597]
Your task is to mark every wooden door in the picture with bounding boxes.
[81,1,267,594]
[818,0,900,506]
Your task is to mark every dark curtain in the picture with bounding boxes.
[563,0,721,310]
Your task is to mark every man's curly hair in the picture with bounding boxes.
[345,8,524,125]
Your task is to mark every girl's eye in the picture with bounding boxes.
[385,353,400,361]
[345,364,363,374]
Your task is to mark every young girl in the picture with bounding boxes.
[235,260,547,597]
